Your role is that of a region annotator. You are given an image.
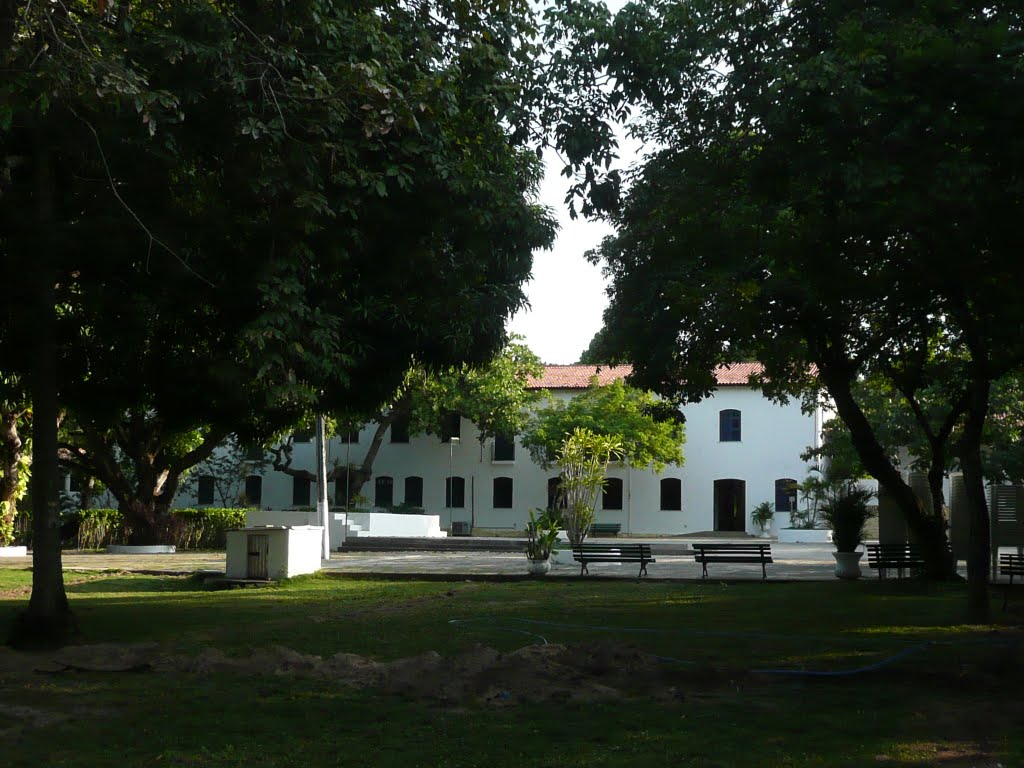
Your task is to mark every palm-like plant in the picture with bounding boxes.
[819,484,876,553]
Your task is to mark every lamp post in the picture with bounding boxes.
[314,414,330,560]
[448,436,460,530]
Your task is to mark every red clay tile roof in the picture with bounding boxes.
[527,363,764,390]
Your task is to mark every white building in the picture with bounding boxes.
[180,363,823,536]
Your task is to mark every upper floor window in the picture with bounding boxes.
[493,477,514,508]
[390,413,410,443]
[441,411,461,443]
[375,476,394,507]
[339,429,360,444]
[292,427,313,443]
[602,478,624,510]
[775,478,799,512]
[719,409,742,442]
[660,478,682,511]
[197,475,215,505]
[493,434,516,461]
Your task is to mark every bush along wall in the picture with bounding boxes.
[72,508,249,550]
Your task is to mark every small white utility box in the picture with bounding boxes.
[225,525,323,581]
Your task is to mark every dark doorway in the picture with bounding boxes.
[714,479,746,532]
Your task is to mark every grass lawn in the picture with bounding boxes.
[0,572,1021,767]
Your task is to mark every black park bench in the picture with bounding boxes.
[692,542,773,579]
[865,543,926,579]
[573,543,654,577]
[588,523,622,537]
[999,553,1024,611]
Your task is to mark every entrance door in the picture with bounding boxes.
[714,479,746,532]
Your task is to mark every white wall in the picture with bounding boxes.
[179,385,820,535]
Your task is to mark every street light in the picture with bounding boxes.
[448,436,460,530]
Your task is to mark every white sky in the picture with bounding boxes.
[506,154,614,364]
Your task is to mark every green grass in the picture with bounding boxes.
[1,574,1022,767]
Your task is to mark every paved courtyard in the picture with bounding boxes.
[0,540,899,581]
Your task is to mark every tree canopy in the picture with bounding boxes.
[521,378,685,471]
[543,0,1024,619]
[1,0,555,645]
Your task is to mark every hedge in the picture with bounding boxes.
[73,507,249,550]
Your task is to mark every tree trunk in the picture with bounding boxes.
[821,367,952,578]
[10,146,74,649]
[957,378,992,623]
[0,411,25,546]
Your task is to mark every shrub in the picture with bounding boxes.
[70,507,249,550]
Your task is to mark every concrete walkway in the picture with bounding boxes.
[0,541,858,581]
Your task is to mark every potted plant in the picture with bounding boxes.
[525,507,561,575]
[819,484,876,579]
[751,501,774,537]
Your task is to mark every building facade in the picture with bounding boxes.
[179,363,823,536]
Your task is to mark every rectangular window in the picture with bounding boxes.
[375,476,394,507]
[197,476,215,505]
[441,412,461,443]
[339,429,360,444]
[445,476,466,508]
[602,478,624,510]
[660,478,682,511]
[292,476,311,507]
[292,427,313,443]
[719,409,742,442]
[493,434,516,461]
[405,476,424,507]
[245,476,263,507]
[390,413,410,443]
[493,477,513,508]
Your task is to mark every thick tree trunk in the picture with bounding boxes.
[0,411,25,546]
[821,368,952,578]
[10,146,74,649]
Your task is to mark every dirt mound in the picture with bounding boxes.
[0,640,699,706]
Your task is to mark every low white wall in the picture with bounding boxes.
[778,528,833,544]
[345,511,447,538]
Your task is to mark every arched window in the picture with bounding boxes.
[493,477,514,508]
[197,475,215,505]
[775,478,798,512]
[546,477,564,510]
[375,476,394,507]
[404,476,423,507]
[244,475,263,507]
[445,476,466,508]
[660,478,682,511]
[719,409,742,442]
[602,478,624,510]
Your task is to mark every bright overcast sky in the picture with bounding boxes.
[505,154,614,365]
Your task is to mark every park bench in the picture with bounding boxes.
[998,552,1024,611]
[573,543,654,577]
[692,542,773,579]
[865,543,927,579]
[588,523,622,537]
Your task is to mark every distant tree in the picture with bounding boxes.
[521,378,685,471]
[270,340,545,502]
[577,328,612,365]
[557,428,622,546]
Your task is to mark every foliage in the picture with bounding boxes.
[750,502,774,533]
[542,0,1024,611]
[0,375,30,547]
[819,486,877,554]
[72,507,248,550]
[521,379,685,470]
[556,428,622,547]
[525,507,561,561]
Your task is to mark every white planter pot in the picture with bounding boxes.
[0,546,28,557]
[527,558,551,575]
[832,551,864,580]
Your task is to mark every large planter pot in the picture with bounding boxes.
[527,558,551,575]
[832,551,864,580]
